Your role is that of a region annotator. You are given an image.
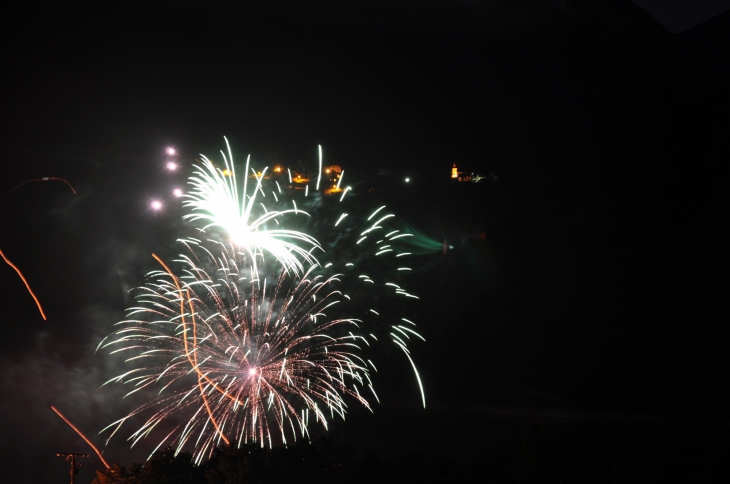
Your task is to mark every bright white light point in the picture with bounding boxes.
[166,161,178,171]
[166,147,176,155]
[173,188,183,197]
[405,177,410,183]
[151,200,162,210]
[249,368,257,376]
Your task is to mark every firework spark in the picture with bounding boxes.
[1,176,76,320]
[0,248,46,320]
[101,245,375,461]
[51,406,111,469]
[182,138,321,276]
[0,176,76,204]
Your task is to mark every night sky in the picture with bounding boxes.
[1,1,729,483]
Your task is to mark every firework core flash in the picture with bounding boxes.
[182,137,321,276]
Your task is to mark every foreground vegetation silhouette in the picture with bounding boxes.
[92,436,464,484]
[91,420,730,483]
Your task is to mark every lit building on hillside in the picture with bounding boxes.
[450,163,492,183]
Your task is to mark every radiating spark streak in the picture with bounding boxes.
[336,171,344,189]
[368,206,386,221]
[369,214,395,229]
[316,145,322,191]
[339,186,351,202]
[394,341,426,408]
[334,213,348,226]
[0,248,46,320]
[51,406,111,469]
[397,325,426,341]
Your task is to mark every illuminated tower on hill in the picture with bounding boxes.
[451,163,458,179]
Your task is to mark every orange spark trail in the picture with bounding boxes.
[0,248,46,320]
[0,177,76,204]
[51,406,111,469]
[0,176,76,320]
[152,253,231,446]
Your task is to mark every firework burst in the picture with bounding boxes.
[182,138,321,276]
[101,243,379,461]
[102,140,425,460]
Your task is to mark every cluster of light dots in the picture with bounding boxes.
[151,147,183,210]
